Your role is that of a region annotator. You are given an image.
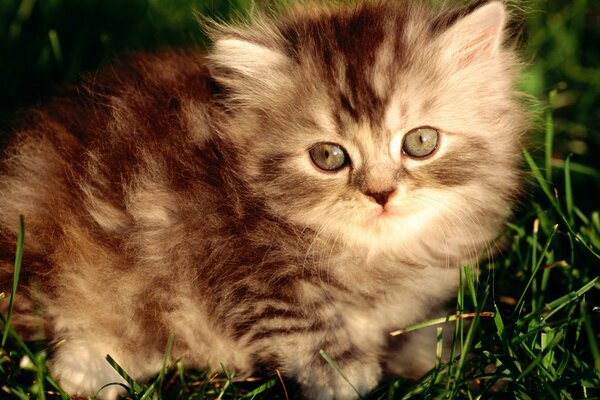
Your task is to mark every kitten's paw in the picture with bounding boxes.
[299,358,381,400]
[50,340,128,400]
[385,326,454,379]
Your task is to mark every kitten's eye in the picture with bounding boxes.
[402,127,439,158]
[309,143,348,171]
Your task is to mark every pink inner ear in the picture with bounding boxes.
[442,2,506,67]
[459,26,501,65]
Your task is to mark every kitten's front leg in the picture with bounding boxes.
[294,350,381,400]
[50,338,128,400]
[265,333,382,400]
[384,324,454,379]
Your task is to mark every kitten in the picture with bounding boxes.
[0,0,528,399]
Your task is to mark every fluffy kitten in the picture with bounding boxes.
[0,0,528,398]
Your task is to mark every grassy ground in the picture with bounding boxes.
[1,0,599,399]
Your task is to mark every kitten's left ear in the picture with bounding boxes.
[207,26,291,93]
[439,1,507,64]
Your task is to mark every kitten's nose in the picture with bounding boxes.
[365,189,395,206]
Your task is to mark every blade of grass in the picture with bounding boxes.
[138,380,158,400]
[551,158,600,179]
[176,361,187,391]
[581,300,600,372]
[448,292,489,398]
[464,265,478,308]
[216,364,234,400]
[33,350,47,400]
[2,214,25,347]
[239,378,276,399]
[545,89,557,182]
[564,155,575,225]
[0,314,68,398]
[541,329,556,374]
[531,219,540,311]
[523,148,559,213]
[48,30,63,67]
[493,303,522,373]
[7,0,36,43]
[422,327,445,398]
[447,268,465,391]
[513,224,558,317]
[389,312,494,336]
[93,382,130,400]
[276,369,289,400]
[105,354,142,393]
[517,330,565,381]
[157,334,175,391]
[541,277,598,322]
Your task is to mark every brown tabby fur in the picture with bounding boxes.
[0,1,529,398]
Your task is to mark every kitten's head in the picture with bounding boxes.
[208,1,528,265]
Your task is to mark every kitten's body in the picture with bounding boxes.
[0,1,527,399]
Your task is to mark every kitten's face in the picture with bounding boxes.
[211,1,527,259]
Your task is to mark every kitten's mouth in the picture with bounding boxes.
[375,206,400,219]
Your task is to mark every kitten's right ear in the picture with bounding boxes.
[207,27,291,93]
[438,1,507,65]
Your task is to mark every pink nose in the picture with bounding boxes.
[365,189,395,206]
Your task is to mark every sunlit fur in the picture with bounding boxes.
[0,1,529,399]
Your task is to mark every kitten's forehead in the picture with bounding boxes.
[280,3,417,126]
[278,2,449,138]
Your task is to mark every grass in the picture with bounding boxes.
[1,0,599,398]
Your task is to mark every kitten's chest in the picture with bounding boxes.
[340,266,458,329]
[306,246,460,341]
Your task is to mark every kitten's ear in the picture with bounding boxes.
[440,1,507,64]
[208,28,290,91]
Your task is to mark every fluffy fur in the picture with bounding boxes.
[0,1,528,399]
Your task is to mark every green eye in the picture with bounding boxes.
[309,143,348,171]
[402,127,439,158]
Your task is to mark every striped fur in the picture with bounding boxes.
[0,1,529,399]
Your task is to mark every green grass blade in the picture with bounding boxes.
[513,224,558,317]
[138,380,158,400]
[93,383,130,400]
[564,155,575,225]
[531,219,540,311]
[156,334,175,392]
[2,214,25,347]
[48,30,63,67]
[517,330,565,381]
[545,89,557,182]
[449,307,483,397]
[581,300,600,372]
[464,265,477,308]
[523,148,559,213]
[551,158,600,179]
[389,312,494,336]
[105,354,143,394]
[239,379,276,399]
[541,277,598,322]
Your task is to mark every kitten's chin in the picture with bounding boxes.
[355,204,437,243]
